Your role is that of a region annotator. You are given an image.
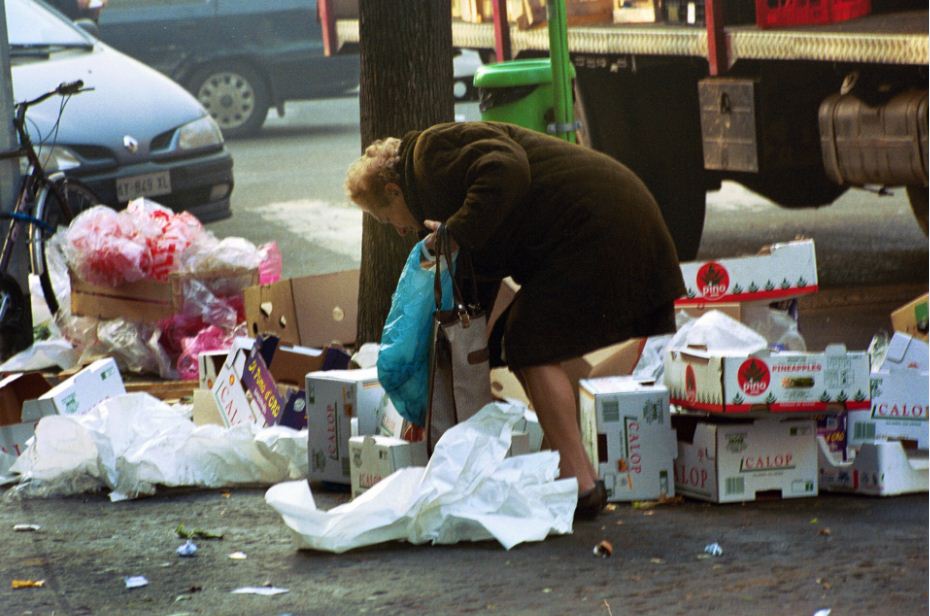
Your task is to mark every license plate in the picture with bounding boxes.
[115,171,171,202]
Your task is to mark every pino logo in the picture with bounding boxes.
[696,262,730,300]
[737,358,771,396]
[685,365,697,404]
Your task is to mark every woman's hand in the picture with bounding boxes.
[423,220,459,254]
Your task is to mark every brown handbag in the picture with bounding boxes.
[426,225,495,453]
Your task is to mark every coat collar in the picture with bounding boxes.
[397,129,426,225]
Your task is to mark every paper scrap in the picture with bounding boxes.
[231,586,289,596]
[12,579,45,589]
[124,576,149,589]
[228,552,247,560]
[13,524,41,532]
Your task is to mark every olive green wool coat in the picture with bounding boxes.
[396,121,686,368]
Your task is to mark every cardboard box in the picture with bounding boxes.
[33,358,125,417]
[349,435,428,498]
[208,337,351,428]
[71,267,258,323]
[677,302,742,322]
[875,332,928,372]
[579,377,677,501]
[677,239,818,305]
[211,339,284,428]
[891,293,928,341]
[665,344,871,415]
[847,369,928,450]
[673,415,818,503]
[816,412,848,460]
[192,389,224,427]
[818,436,928,496]
[244,270,359,348]
[307,368,384,485]
[0,373,54,476]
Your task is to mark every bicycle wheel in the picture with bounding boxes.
[32,177,100,316]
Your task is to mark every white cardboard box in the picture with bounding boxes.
[677,239,818,305]
[818,436,928,496]
[876,332,929,372]
[210,341,268,427]
[307,368,384,485]
[579,376,677,502]
[349,435,428,498]
[665,344,871,415]
[673,416,818,503]
[848,369,928,449]
[33,358,125,417]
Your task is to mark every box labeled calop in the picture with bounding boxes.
[818,436,928,496]
[847,369,928,450]
[307,368,384,485]
[349,435,428,498]
[579,376,677,501]
[677,239,818,305]
[665,344,870,414]
[673,415,817,503]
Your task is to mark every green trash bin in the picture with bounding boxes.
[473,58,575,135]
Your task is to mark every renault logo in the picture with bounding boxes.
[123,135,139,153]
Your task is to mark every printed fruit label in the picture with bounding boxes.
[737,358,771,396]
[696,261,730,300]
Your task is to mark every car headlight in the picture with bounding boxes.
[178,115,224,150]
[33,145,81,172]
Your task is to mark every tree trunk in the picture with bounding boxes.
[356,0,454,345]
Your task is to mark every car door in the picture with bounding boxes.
[214,0,358,100]
[96,0,216,79]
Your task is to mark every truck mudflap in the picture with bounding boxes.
[819,89,928,187]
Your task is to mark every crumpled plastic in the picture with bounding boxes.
[668,310,768,354]
[63,205,149,287]
[376,240,454,425]
[265,402,577,553]
[0,337,78,372]
[7,393,308,501]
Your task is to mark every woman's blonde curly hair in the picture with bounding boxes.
[345,137,401,210]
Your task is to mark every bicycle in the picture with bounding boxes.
[0,80,99,356]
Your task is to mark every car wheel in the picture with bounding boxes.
[188,63,270,138]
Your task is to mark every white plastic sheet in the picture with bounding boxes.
[0,337,78,372]
[9,393,308,501]
[265,402,577,553]
[668,310,768,354]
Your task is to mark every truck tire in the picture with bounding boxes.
[906,185,928,236]
[574,63,707,260]
[187,63,270,138]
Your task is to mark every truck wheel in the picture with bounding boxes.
[906,185,928,236]
[187,63,270,138]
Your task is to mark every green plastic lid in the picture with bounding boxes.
[474,59,558,88]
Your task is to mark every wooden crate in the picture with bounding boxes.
[70,267,258,323]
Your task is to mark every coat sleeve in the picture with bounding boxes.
[415,127,531,251]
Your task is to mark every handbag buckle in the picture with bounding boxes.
[456,304,471,328]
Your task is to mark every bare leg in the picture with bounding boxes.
[518,363,597,495]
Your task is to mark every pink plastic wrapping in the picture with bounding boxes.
[258,242,282,285]
[176,325,234,380]
[63,206,149,287]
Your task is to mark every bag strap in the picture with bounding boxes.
[433,224,462,311]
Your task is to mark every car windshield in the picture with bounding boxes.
[6,0,93,50]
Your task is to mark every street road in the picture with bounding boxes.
[1,99,927,616]
[207,97,928,350]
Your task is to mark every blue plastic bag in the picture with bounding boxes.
[377,239,455,426]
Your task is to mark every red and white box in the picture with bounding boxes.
[665,343,870,415]
[677,239,818,305]
[579,376,677,502]
[673,415,818,503]
[349,435,428,498]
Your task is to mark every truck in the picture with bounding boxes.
[317,0,927,260]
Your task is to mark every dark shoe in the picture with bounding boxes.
[574,480,607,521]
